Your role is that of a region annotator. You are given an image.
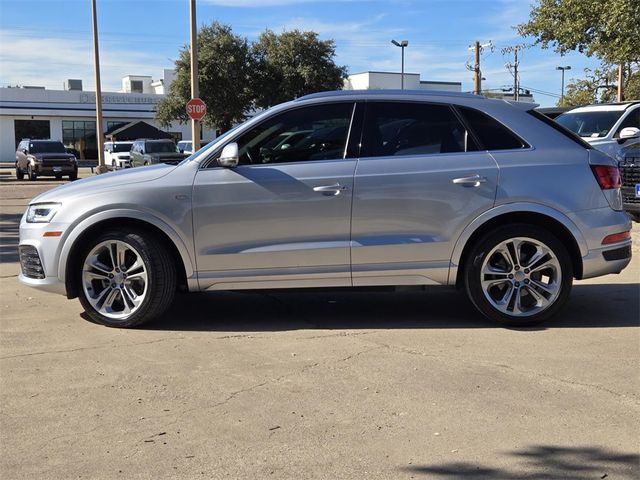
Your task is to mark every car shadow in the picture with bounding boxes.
[402,444,639,479]
[142,282,640,332]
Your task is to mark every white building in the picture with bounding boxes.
[344,71,462,92]
[0,70,215,163]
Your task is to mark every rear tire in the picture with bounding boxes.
[464,224,573,326]
[28,165,37,181]
[78,229,176,328]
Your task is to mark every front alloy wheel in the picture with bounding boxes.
[465,225,573,326]
[78,230,176,327]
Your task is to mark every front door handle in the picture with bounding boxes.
[313,183,347,196]
[452,174,487,187]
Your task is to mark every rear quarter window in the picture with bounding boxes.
[527,109,593,149]
[457,107,528,150]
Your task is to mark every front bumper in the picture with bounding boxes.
[18,217,69,296]
[34,164,77,176]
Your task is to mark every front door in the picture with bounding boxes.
[192,102,359,290]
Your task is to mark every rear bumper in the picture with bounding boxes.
[581,242,632,279]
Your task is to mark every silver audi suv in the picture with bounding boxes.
[18,90,632,328]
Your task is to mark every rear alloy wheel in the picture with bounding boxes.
[28,165,37,181]
[78,230,176,327]
[465,225,573,326]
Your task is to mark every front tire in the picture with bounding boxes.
[28,165,37,181]
[15,164,24,180]
[464,224,573,326]
[78,230,176,328]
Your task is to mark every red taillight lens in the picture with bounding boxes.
[591,165,621,189]
[602,231,631,245]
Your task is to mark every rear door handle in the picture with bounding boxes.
[452,174,487,187]
[313,183,347,196]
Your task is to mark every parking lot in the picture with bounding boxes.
[1,169,638,479]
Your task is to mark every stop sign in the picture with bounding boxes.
[186,98,206,121]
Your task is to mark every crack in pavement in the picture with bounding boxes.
[0,337,187,360]
[362,340,638,405]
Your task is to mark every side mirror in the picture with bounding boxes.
[218,142,239,168]
[22,149,28,154]
[619,127,640,140]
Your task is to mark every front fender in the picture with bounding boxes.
[57,208,195,282]
[448,202,588,284]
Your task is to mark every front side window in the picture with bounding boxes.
[614,108,640,137]
[231,103,354,165]
[361,102,473,158]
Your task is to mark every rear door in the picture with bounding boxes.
[351,101,499,286]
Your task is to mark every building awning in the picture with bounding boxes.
[105,120,173,141]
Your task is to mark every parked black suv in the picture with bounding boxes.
[15,139,78,181]
[129,139,187,167]
[618,143,640,222]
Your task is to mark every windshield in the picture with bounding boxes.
[556,110,624,138]
[29,141,66,154]
[113,143,132,152]
[146,142,178,153]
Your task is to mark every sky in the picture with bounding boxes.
[0,0,602,107]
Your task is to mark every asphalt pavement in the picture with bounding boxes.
[1,171,638,479]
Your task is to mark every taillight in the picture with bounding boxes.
[602,231,631,245]
[591,165,621,189]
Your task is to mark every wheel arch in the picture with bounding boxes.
[451,205,586,288]
[60,211,194,299]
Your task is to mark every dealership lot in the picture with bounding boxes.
[1,172,638,479]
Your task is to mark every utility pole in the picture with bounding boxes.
[468,41,491,95]
[473,41,481,95]
[503,44,527,102]
[91,0,106,174]
[189,0,200,151]
[617,63,624,102]
[513,46,519,101]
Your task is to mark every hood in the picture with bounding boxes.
[31,163,177,204]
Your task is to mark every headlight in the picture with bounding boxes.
[26,203,61,223]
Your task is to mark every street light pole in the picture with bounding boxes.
[556,65,571,104]
[91,0,106,174]
[391,39,408,90]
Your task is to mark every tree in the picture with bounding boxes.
[156,22,254,133]
[517,0,640,64]
[251,30,347,109]
[559,66,639,106]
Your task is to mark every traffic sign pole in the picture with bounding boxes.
[189,0,200,151]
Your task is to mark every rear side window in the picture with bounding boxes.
[361,102,476,158]
[457,107,528,150]
[527,110,593,149]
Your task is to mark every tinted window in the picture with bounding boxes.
[146,142,177,153]
[362,102,474,158]
[614,108,640,137]
[233,103,354,165]
[29,141,66,153]
[458,107,527,150]
[113,143,133,152]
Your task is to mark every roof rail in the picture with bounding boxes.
[296,89,484,101]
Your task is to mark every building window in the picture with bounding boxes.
[14,120,51,148]
[131,80,143,93]
[107,121,128,131]
[62,120,97,160]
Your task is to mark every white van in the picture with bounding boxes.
[556,102,639,157]
[104,141,134,169]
